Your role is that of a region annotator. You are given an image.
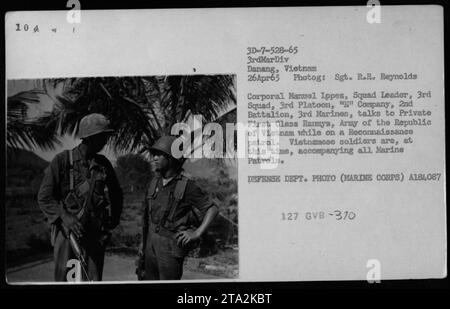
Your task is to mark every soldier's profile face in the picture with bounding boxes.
[151,151,169,172]
[86,132,109,154]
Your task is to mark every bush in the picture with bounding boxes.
[25,232,52,254]
[109,227,141,249]
[115,154,152,193]
[193,175,238,251]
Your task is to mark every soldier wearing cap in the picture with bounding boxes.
[138,135,218,280]
[38,113,123,281]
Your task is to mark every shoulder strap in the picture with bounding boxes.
[68,150,74,191]
[173,176,188,202]
[147,177,159,199]
[79,168,96,219]
[166,176,188,223]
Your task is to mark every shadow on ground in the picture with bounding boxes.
[7,253,229,283]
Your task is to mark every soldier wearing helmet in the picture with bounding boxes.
[38,113,123,281]
[137,135,218,280]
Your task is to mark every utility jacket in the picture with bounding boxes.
[38,145,123,243]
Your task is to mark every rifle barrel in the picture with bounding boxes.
[69,233,92,281]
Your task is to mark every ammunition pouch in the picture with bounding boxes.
[62,149,111,243]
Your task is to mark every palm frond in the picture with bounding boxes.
[7,89,60,153]
[36,75,236,156]
[7,113,61,152]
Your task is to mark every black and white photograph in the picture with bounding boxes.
[2,3,447,294]
[5,76,238,283]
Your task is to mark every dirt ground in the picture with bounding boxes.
[6,192,238,279]
[7,253,233,283]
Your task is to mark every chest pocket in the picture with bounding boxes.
[149,194,168,224]
[89,163,108,211]
[63,150,108,216]
[146,176,188,230]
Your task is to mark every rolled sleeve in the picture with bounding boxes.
[184,180,215,222]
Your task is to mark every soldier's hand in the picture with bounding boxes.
[137,245,144,258]
[175,230,200,247]
[61,212,84,239]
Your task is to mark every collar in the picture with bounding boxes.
[71,145,93,166]
[161,170,185,187]
[161,177,175,187]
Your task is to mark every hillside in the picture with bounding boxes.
[7,148,49,170]
[6,148,49,192]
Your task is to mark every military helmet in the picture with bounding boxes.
[78,113,114,139]
[149,135,185,162]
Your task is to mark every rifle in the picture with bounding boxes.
[60,150,101,282]
[68,232,92,281]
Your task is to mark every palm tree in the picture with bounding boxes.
[7,90,60,158]
[41,75,236,155]
[40,77,156,152]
